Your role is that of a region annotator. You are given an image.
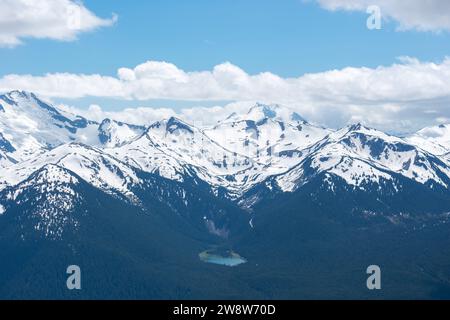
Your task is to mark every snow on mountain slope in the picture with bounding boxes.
[0,91,99,165]
[110,116,269,196]
[276,124,450,192]
[2,90,450,208]
[1,143,142,202]
[98,118,146,148]
[1,164,82,239]
[0,132,15,154]
[145,117,255,174]
[0,151,16,172]
[109,105,332,197]
[204,103,331,173]
[0,91,148,168]
[0,132,17,167]
[406,124,450,156]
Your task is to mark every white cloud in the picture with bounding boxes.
[0,0,117,47]
[4,57,450,104]
[3,58,450,133]
[315,0,450,32]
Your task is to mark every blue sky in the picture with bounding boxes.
[1,0,449,77]
[1,0,450,133]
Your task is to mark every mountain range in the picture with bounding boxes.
[1,90,450,299]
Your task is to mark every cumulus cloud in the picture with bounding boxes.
[3,58,450,103]
[0,0,117,47]
[3,58,450,133]
[5,58,450,103]
[315,0,450,32]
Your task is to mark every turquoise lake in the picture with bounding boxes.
[199,249,247,267]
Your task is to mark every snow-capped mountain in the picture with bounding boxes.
[4,90,450,300]
[0,91,99,166]
[1,143,142,202]
[275,123,450,193]
[1,90,450,239]
[0,91,147,166]
[98,118,146,148]
[406,123,450,156]
[0,164,83,239]
[110,116,269,197]
[113,116,254,177]
[204,103,331,173]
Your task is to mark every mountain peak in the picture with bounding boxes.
[1,90,55,111]
[247,103,279,119]
[344,123,399,141]
[100,118,113,126]
[332,122,404,146]
[28,164,80,186]
[347,122,366,132]
[223,103,308,126]
[346,122,385,134]
[4,90,31,98]
[406,122,450,155]
[416,123,450,137]
[98,118,146,147]
[1,90,40,104]
[164,117,194,134]
[290,112,307,123]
